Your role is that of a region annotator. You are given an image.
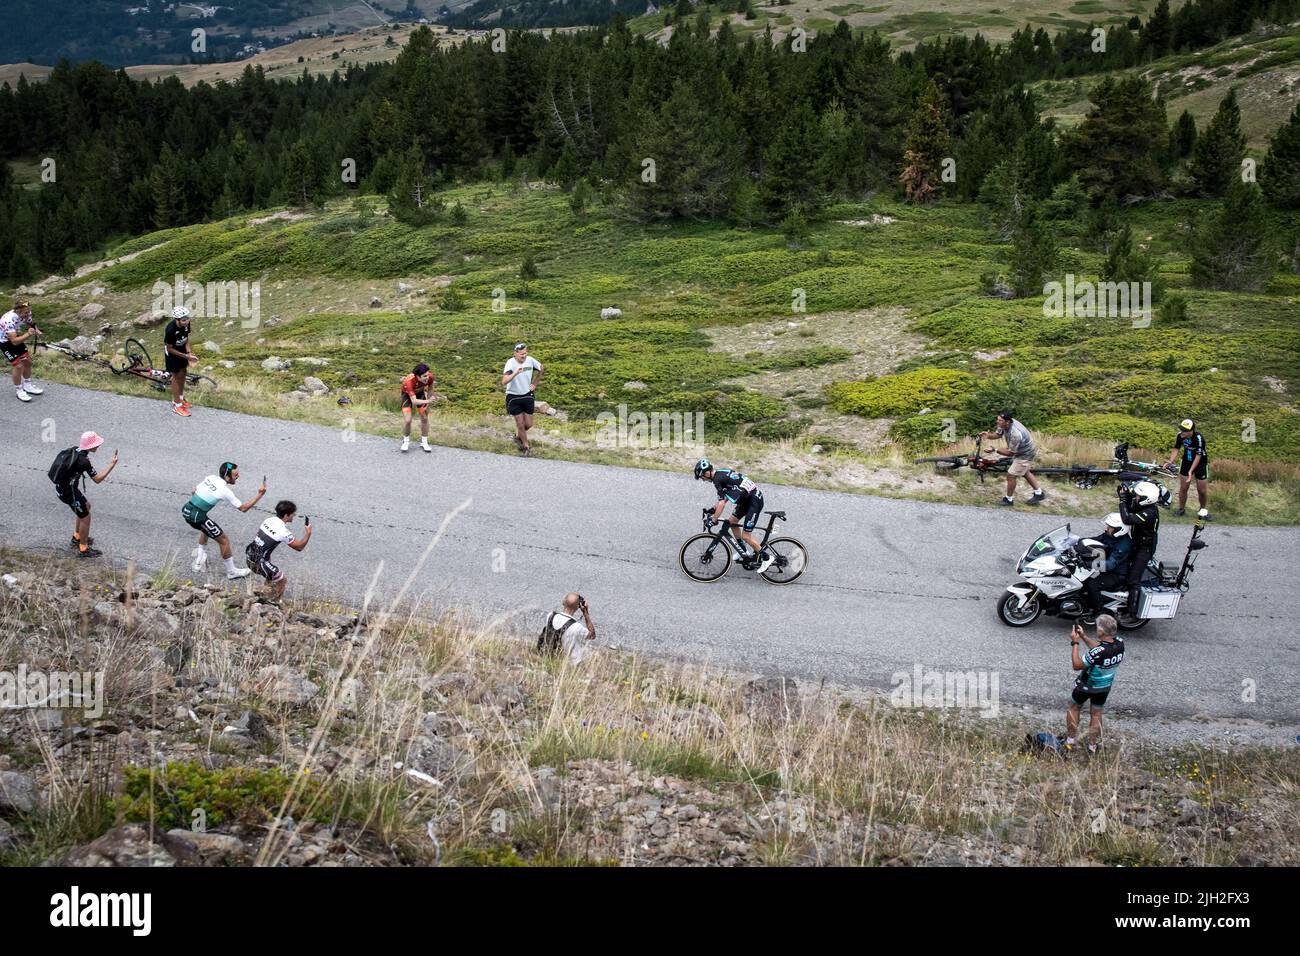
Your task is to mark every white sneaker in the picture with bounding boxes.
[191,547,207,572]
[420,439,432,453]
[15,388,30,403]
[21,380,42,395]
[400,437,410,452]
[227,567,252,580]
[756,550,775,573]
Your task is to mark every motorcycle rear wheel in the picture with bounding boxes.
[997,590,1042,627]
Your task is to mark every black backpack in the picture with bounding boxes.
[536,612,577,656]
[48,447,79,487]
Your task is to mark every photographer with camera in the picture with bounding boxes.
[536,592,596,664]
[1065,616,1124,755]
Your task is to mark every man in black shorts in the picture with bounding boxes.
[163,305,197,417]
[501,343,543,456]
[1065,615,1124,755]
[245,500,313,601]
[1166,418,1210,519]
[49,431,118,558]
[694,458,774,573]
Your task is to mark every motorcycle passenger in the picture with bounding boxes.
[694,458,774,573]
[1080,512,1132,625]
[1117,480,1161,614]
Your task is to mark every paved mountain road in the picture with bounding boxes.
[2,385,1297,727]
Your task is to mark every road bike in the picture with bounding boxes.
[678,508,809,585]
[914,437,1012,481]
[42,337,217,392]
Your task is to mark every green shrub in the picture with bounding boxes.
[888,409,962,449]
[118,762,324,832]
[441,287,467,312]
[748,417,809,441]
[959,371,1051,433]
[1044,413,1173,452]
[825,368,973,418]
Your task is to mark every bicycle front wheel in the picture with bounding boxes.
[760,536,808,585]
[679,533,732,583]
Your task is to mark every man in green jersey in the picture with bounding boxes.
[182,461,266,578]
[1065,615,1124,755]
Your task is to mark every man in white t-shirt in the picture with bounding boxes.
[2,300,45,403]
[501,342,543,456]
[545,592,596,664]
[245,500,313,601]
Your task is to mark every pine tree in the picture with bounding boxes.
[1168,109,1197,160]
[1008,203,1058,298]
[149,144,183,229]
[1260,101,1300,209]
[1102,225,1164,302]
[1190,181,1275,291]
[1187,88,1245,197]
[1140,0,1172,59]
[899,79,951,206]
[282,139,323,208]
[1062,75,1166,202]
[387,145,442,225]
[760,101,824,220]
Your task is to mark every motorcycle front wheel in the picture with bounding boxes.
[997,589,1042,627]
[679,534,732,583]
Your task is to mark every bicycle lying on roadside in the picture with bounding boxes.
[42,338,217,393]
[914,437,1012,481]
[678,508,809,584]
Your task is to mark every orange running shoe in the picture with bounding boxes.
[173,403,191,417]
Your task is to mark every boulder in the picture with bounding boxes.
[202,340,221,353]
[254,665,320,706]
[0,770,39,814]
[134,311,167,328]
[261,356,291,372]
[165,829,249,865]
[61,825,186,867]
[600,307,622,320]
[300,376,329,396]
[77,303,106,322]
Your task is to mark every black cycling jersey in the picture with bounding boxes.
[164,319,190,357]
[1118,497,1160,552]
[710,469,758,503]
[1174,431,1208,465]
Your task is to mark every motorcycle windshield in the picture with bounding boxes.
[1024,525,1077,563]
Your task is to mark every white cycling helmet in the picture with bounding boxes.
[171,306,191,321]
[1133,481,1160,506]
[1103,512,1128,536]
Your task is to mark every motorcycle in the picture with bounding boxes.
[996,515,1208,630]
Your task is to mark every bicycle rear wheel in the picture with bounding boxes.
[915,457,964,471]
[123,338,152,371]
[679,533,732,583]
[187,373,218,392]
[760,537,808,585]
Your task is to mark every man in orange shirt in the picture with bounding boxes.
[400,362,435,453]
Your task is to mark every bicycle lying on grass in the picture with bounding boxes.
[678,508,809,584]
[914,437,1012,481]
[42,338,217,393]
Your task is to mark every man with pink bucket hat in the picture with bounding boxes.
[48,431,118,558]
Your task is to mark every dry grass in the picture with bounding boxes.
[2,548,1295,867]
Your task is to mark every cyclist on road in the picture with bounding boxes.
[245,500,312,601]
[49,431,118,558]
[2,300,45,403]
[183,462,266,579]
[163,306,198,417]
[694,458,773,573]
[399,362,435,453]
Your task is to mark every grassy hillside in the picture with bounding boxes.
[2,551,1295,866]
[1040,22,1300,147]
[17,179,1300,524]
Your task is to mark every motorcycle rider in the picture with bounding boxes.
[1080,512,1132,625]
[1117,480,1161,614]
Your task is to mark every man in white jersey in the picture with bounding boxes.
[245,500,312,601]
[501,342,543,456]
[1,300,45,402]
[181,461,266,578]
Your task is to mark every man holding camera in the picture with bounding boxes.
[542,592,596,664]
[1066,615,1124,755]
